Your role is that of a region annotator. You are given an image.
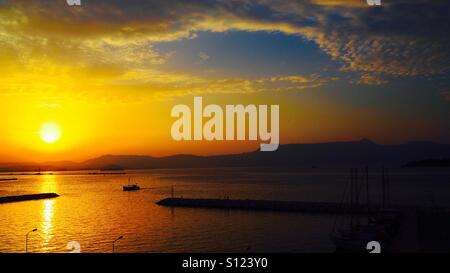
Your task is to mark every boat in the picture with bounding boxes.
[368,168,403,235]
[123,184,140,191]
[331,167,398,253]
[331,223,390,252]
[123,178,140,191]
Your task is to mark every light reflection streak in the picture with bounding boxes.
[39,175,57,252]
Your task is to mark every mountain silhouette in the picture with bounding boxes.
[1,139,450,172]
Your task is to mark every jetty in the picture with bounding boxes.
[0,193,59,204]
[0,178,17,181]
[87,172,126,175]
[156,197,379,214]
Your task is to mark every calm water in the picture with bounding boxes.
[0,167,449,253]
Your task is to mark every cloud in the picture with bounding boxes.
[0,0,449,99]
[271,75,314,83]
[109,72,326,100]
[310,0,368,8]
[268,74,327,90]
[352,73,389,85]
[196,51,210,64]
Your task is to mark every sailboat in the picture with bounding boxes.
[369,167,403,236]
[331,168,392,252]
[123,178,140,191]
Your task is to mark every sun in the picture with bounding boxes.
[40,122,62,143]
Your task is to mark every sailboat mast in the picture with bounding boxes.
[366,166,370,224]
[382,166,386,208]
[350,168,354,227]
[366,167,370,207]
[355,168,359,206]
[386,168,390,207]
[355,168,360,225]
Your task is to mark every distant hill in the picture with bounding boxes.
[1,139,450,172]
[404,158,450,167]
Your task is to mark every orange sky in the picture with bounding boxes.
[0,0,449,162]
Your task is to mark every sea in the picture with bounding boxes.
[1,167,449,253]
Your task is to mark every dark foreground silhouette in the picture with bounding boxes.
[157,197,382,214]
[0,193,59,204]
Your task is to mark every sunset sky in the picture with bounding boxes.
[0,0,449,162]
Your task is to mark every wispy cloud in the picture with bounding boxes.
[0,0,449,99]
[196,51,210,65]
[198,51,210,61]
[352,74,389,86]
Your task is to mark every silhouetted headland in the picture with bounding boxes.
[0,193,59,204]
[2,139,450,172]
[156,197,382,214]
[404,158,450,167]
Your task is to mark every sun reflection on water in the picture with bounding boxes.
[39,175,58,252]
[40,174,58,193]
[41,200,54,246]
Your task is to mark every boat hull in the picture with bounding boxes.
[123,186,140,191]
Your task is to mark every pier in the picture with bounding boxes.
[88,172,126,175]
[0,193,59,204]
[0,178,18,181]
[156,197,378,214]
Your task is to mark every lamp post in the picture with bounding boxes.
[25,228,37,253]
[112,236,123,253]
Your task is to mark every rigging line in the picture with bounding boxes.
[331,168,352,233]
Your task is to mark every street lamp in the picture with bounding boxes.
[25,228,37,253]
[112,236,123,253]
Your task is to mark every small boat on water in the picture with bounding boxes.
[123,178,140,191]
[123,184,140,191]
